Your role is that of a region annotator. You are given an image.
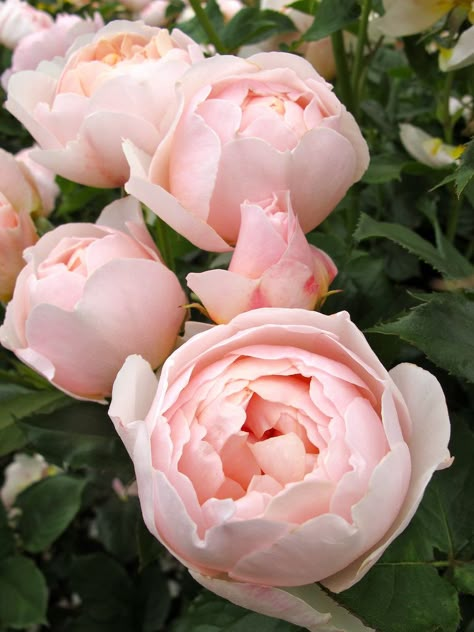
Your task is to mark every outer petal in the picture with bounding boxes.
[191,573,374,632]
[124,141,231,252]
[109,354,159,457]
[290,128,357,233]
[323,363,451,592]
[187,269,258,324]
[21,259,185,400]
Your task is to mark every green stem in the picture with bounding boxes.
[331,30,353,113]
[446,189,461,242]
[442,71,455,144]
[154,217,176,273]
[188,0,227,53]
[351,0,372,115]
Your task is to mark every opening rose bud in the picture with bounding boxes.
[186,192,337,323]
[109,308,451,626]
[0,197,186,401]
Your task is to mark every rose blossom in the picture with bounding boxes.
[109,308,451,629]
[0,197,186,401]
[124,52,369,252]
[0,148,45,302]
[5,20,204,188]
[0,0,52,49]
[187,192,337,323]
[1,12,104,90]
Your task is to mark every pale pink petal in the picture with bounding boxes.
[290,128,357,233]
[191,574,374,632]
[187,269,258,323]
[109,354,159,456]
[323,363,451,592]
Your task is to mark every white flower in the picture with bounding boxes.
[439,25,474,71]
[400,123,464,169]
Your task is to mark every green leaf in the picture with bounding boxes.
[303,0,360,41]
[354,213,474,279]
[171,591,305,631]
[19,401,132,475]
[222,9,295,49]
[136,562,172,632]
[370,293,474,382]
[0,423,26,457]
[70,554,133,626]
[338,566,459,632]
[286,0,318,16]
[177,0,225,45]
[0,504,15,561]
[362,154,412,184]
[96,495,140,563]
[453,139,474,196]
[0,556,48,629]
[16,474,86,553]
[452,564,474,595]
[136,518,163,571]
[0,384,69,456]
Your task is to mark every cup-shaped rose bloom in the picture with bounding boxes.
[187,192,337,323]
[0,148,44,302]
[5,20,204,188]
[124,52,369,252]
[0,197,186,401]
[109,308,451,629]
[0,0,52,49]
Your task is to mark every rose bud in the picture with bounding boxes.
[187,192,337,323]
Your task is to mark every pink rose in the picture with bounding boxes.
[0,0,52,49]
[187,192,337,323]
[109,308,451,629]
[1,12,104,90]
[0,148,42,301]
[140,1,169,26]
[124,52,369,251]
[5,21,204,187]
[0,197,186,401]
[15,146,59,217]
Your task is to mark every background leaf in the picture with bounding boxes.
[0,556,48,629]
[16,474,87,553]
[370,294,474,382]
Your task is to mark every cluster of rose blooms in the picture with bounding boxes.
[0,3,452,629]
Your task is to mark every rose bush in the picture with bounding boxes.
[0,197,186,401]
[187,192,337,323]
[124,51,369,251]
[109,308,451,629]
[5,20,203,187]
